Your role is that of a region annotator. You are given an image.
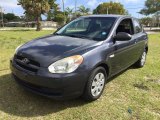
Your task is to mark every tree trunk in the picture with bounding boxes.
[36,15,41,31]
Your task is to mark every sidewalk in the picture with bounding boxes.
[0,27,56,31]
[144,27,160,34]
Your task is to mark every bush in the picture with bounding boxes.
[54,13,65,25]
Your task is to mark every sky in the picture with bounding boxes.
[0,0,147,19]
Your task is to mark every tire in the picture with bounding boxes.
[134,49,147,68]
[83,67,107,101]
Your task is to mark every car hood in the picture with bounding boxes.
[17,35,100,67]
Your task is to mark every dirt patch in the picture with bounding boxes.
[133,83,150,91]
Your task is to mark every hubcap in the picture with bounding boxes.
[141,52,146,66]
[91,73,105,97]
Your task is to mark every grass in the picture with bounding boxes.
[0,31,160,120]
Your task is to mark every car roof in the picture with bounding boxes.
[81,14,132,19]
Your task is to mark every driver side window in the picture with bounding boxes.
[116,18,134,35]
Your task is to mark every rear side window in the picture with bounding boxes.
[133,19,142,34]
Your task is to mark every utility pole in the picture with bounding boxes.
[62,0,66,24]
[0,6,4,27]
[158,12,160,28]
[107,8,108,14]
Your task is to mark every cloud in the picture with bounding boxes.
[87,0,99,8]
[0,0,24,16]
[0,0,19,8]
[124,0,139,3]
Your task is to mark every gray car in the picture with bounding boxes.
[10,15,148,101]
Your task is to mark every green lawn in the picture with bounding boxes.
[0,31,160,120]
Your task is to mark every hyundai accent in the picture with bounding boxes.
[10,15,148,101]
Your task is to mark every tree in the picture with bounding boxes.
[0,12,21,22]
[4,13,21,21]
[140,17,152,26]
[152,11,160,27]
[53,11,65,25]
[65,7,73,21]
[78,5,90,15]
[18,0,50,31]
[47,0,59,21]
[140,0,160,15]
[93,2,126,15]
[24,13,36,22]
[125,10,130,16]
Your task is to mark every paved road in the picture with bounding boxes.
[0,27,56,31]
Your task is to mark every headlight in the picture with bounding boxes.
[48,55,83,73]
[15,45,22,54]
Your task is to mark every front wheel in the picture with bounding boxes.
[82,67,107,101]
[134,50,147,68]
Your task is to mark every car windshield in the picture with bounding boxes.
[55,17,117,41]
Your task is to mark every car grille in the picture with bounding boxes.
[14,55,40,73]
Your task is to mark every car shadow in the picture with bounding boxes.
[0,67,133,117]
[0,73,87,117]
[107,67,130,83]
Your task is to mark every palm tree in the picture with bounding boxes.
[18,0,50,31]
[65,7,73,21]
[78,5,90,15]
[47,0,59,21]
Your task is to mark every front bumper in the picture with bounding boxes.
[10,59,89,100]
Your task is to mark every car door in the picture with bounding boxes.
[129,18,147,62]
[109,18,136,75]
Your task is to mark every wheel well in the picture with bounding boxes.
[97,63,109,76]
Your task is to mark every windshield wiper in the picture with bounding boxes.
[65,34,93,40]
[54,33,93,40]
[54,33,60,35]
[54,33,74,37]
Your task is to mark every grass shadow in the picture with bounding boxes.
[0,74,87,117]
[133,83,149,91]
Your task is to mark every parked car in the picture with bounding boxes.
[10,15,148,101]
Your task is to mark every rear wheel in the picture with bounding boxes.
[83,67,107,101]
[134,50,147,68]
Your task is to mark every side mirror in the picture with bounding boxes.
[113,32,132,41]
